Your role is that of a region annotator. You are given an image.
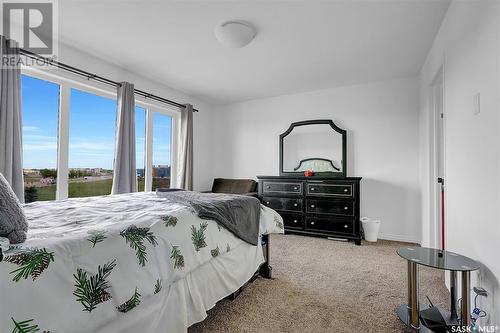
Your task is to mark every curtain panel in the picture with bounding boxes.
[0,36,24,202]
[178,104,194,190]
[111,82,137,194]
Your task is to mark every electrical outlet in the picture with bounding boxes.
[473,92,481,115]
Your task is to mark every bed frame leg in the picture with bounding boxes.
[259,262,272,279]
[259,234,273,279]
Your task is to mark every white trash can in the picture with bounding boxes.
[361,217,381,242]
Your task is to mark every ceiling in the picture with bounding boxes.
[59,0,450,105]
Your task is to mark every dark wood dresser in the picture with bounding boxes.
[257,176,362,245]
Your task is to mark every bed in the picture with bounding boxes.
[0,191,284,333]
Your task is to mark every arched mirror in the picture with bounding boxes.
[279,119,346,177]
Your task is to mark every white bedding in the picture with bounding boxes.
[0,192,284,333]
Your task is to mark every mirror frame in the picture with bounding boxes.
[279,119,347,177]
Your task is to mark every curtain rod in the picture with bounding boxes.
[19,49,199,112]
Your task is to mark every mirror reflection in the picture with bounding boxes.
[282,124,343,173]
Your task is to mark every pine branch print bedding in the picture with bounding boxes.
[120,225,158,266]
[11,318,40,333]
[116,288,141,313]
[153,279,162,294]
[73,260,116,312]
[191,222,208,251]
[170,245,185,269]
[87,230,107,248]
[0,192,284,333]
[162,215,178,227]
[4,247,54,282]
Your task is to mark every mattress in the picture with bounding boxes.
[0,192,284,333]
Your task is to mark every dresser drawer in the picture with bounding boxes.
[263,181,302,194]
[306,198,354,216]
[262,197,302,212]
[306,183,353,197]
[305,216,354,235]
[280,213,304,229]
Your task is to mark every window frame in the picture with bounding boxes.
[21,66,180,199]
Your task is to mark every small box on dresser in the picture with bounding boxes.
[257,176,362,245]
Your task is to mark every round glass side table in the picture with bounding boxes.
[396,247,480,332]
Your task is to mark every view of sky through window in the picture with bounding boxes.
[22,75,59,170]
[153,112,172,166]
[152,112,172,190]
[69,88,116,170]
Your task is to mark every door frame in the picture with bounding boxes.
[428,65,446,250]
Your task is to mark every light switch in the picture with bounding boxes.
[473,93,480,115]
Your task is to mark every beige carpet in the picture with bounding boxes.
[189,234,449,333]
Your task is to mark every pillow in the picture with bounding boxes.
[211,178,256,194]
[0,173,27,244]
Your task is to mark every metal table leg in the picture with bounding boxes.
[450,271,458,320]
[461,271,471,326]
[408,261,420,329]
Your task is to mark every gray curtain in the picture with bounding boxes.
[111,82,137,194]
[178,104,194,190]
[0,36,24,202]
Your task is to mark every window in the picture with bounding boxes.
[68,88,116,198]
[21,75,60,203]
[20,69,179,200]
[136,106,146,191]
[152,113,172,191]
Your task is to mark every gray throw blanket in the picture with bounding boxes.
[157,191,261,246]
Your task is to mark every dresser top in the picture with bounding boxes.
[257,175,362,181]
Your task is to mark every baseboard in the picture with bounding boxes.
[378,233,420,244]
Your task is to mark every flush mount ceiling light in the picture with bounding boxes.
[214,21,256,48]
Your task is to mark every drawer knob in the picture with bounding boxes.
[344,189,348,192]
[344,206,348,210]
[293,203,298,207]
[294,186,298,190]
[266,186,271,189]
[344,224,348,228]
[311,188,315,191]
[266,201,270,205]
[310,204,315,208]
[311,221,315,225]
[293,220,298,223]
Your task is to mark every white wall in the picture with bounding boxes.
[419,0,500,325]
[57,43,215,191]
[213,77,421,243]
